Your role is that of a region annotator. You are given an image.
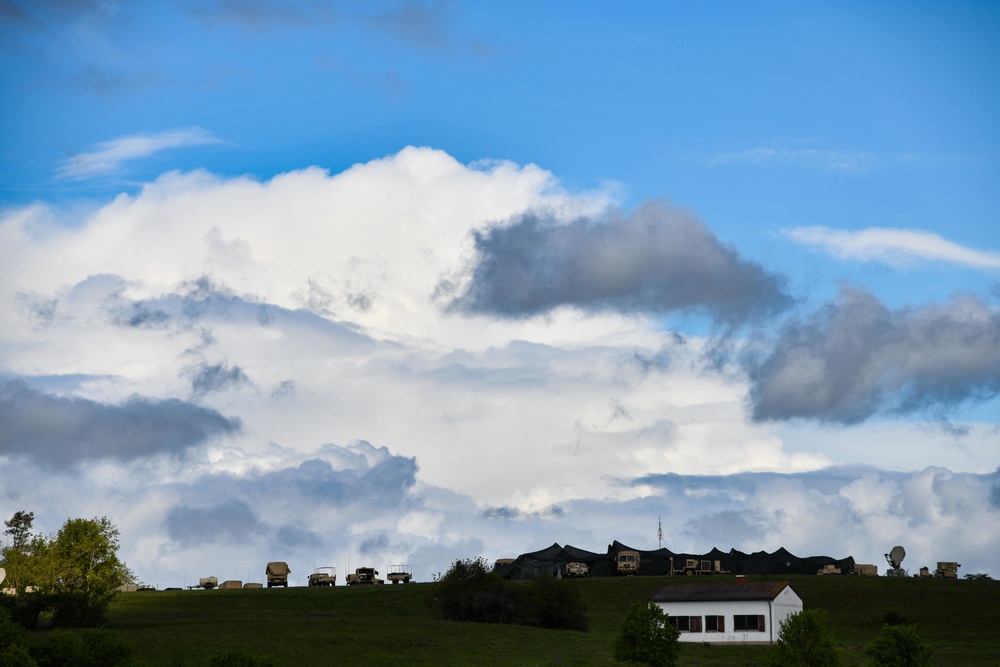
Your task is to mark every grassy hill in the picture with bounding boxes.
[91,574,998,666]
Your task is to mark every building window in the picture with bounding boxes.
[733,614,765,632]
[704,615,725,632]
[668,616,702,633]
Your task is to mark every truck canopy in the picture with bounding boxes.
[266,561,290,575]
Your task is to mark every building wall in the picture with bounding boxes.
[654,589,803,644]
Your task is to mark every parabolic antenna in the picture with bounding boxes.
[888,545,906,568]
[0,567,5,587]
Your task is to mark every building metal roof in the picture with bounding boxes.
[651,581,791,603]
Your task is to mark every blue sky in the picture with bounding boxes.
[1,1,999,585]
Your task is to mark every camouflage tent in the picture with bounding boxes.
[493,540,854,580]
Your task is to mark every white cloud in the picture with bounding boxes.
[783,225,1000,269]
[58,127,223,179]
[2,147,997,586]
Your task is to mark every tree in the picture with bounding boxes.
[766,608,839,666]
[866,624,935,667]
[49,517,134,593]
[613,601,680,667]
[1,512,35,592]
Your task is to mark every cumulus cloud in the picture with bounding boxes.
[784,226,1000,269]
[58,128,222,179]
[1,147,996,587]
[747,287,1000,423]
[443,200,793,326]
[0,380,240,468]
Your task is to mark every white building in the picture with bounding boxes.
[650,581,803,644]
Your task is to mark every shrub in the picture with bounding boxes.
[520,575,589,632]
[48,591,116,629]
[0,645,37,667]
[32,628,131,667]
[0,609,27,652]
[209,647,275,667]
[766,609,839,667]
[866,624,935,667]
[0,593,47,630]
[431,557,516,624]
[612,601,680,667]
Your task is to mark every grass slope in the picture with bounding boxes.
[94,575,998,666]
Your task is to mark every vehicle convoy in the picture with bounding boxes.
[616,550,640,575]
[308,567,336,587]
[346,567,383,585]
[266,561,291,588]
[387,565,413,584]
[562,562,589,578]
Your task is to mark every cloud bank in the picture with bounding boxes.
[1,147,997,584]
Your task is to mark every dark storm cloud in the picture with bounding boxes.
[747,287,1000,423]
[444,201,793,326]
[0,380,240,468]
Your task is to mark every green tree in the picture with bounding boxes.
[766,608,839,666]
[2,512,35,592]
[613,601,680,667]
[866,624,935,667]
[49,517,134,593]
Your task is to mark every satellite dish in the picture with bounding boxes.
[888,546,906,568]
[0,568,5,587]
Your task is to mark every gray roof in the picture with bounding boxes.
[651,581,791,603]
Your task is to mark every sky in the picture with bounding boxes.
[1,0,998,587]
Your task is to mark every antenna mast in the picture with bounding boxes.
[657,516,664,549]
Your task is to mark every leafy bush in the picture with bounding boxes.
[431,558,589,631]
[520,575,589,631]
[0,609,27,652]
[431,557,516,623]
[866,624,934,667]
[31,628,131,667]
[766,608,839,666]
[0,608,35,667]
[612,601,679,667]
[0,593,47,630]
[963,572,993,581]
[49,591,116,629]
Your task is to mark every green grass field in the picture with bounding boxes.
[84,575,999,666]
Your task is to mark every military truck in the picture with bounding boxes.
[934,561,961,579]
[817,564,841,575]
[308,567,336,587]
[266,561,291,588]
[851,564,878,576]
[562,562,589,578]
[346,567,383,585]
[616,550,640,575]
[387,565,413,584]
[219,580,242,590]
